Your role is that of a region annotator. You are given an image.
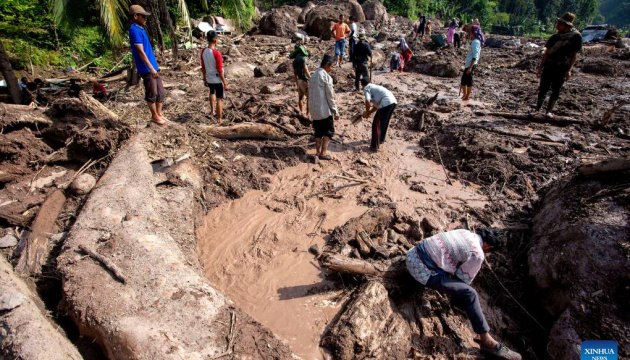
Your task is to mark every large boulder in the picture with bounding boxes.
[298,1,316,24]
[529,174,630,360]
[258,6,299,38]
[405,54,460,78]
[305,2,366,40]
[224,61,256,78]
[361,0,388,22]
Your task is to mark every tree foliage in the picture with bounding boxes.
[599,0,630,27]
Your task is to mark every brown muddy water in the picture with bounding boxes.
[197,143,488,358]
[196,70,491,359]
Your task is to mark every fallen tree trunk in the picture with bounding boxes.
[0,257,83,360]
[0,104,53,129]
[45,91,118,121]
[200,123,288,141]
[578,156,630,176]
[474,111,582,126]
[321,281,411,360]
[56,132,291,360]
[15,189,66,276]
[98,72,127,83]
[319,253,408,278]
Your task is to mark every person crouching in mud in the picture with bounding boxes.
[406,229,523,360]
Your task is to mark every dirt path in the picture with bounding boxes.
[197,69,491,359]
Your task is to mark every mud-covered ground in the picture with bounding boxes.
[2,16,629,360]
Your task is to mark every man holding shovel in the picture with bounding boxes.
[360,78,397,152]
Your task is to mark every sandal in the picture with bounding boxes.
[480,343,522,360]
[318,154,332,161]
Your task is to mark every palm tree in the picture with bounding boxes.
[0,41,22,104]
[52,0,192,49]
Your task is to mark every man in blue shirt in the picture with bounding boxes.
[129,5,168,126]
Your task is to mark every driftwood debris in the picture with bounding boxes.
[474,111,581,126]
[78,244,127,284]
[200,123,288,141]
[0,104,53,129]
[321,281,411,360]
[319,253,407,278]
[578,156,630,176]
[15,189,67,276]
[98,72,127,83]
[356,230,374,256]
[598,100,629,127]
[79,91,118,121]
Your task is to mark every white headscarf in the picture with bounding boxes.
[400,37,409,51]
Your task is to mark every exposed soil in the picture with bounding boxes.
[2,10,630,360]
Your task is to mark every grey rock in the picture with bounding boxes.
[70,173,97,195]
[0,234,18,248]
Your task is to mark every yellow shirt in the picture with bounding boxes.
[332,22,350,41]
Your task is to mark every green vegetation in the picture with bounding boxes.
[382,0,603,31]
[1,0,254,72]
[599,0,630,28]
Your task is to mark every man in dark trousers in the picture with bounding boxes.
[360,77,396,152]
[406,229,522,360]
[532,12,582,118]
[353,32,372,92]
[129,5,168,126]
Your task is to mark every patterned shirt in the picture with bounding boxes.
[422,229,485,284]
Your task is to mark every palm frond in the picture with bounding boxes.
[176,0,193,43]
[98,0,129,47]
[221,0,255,30]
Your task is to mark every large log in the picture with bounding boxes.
[56,132,291,359]
[319,253,408,278]
[321,281,411,360]
[578,156,630,176]
[15,189,66,276]
[0,257,83,360]
[0,104,53,129]
[474,111,582,126]
[200,123,288,141]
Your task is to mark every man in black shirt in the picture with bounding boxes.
[532,12,582,118]
[353,32,372,91]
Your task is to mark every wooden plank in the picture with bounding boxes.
[15,189,66,276]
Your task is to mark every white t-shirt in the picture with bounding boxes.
[350,23,358,40]
[201,48,224,84]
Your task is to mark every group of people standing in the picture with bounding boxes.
[121,6,585,359]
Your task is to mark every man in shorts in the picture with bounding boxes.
[290,40,311,117]
[461,25,483,101]
[129,5,168,126]
[331,15,350,67]
[308,55,339,161]
[201,30,230,125]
